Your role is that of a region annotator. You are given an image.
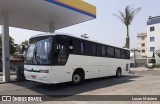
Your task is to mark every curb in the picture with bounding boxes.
[0,80,27,84]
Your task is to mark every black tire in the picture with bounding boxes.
[116,69,121,78]
[72,72,84,85]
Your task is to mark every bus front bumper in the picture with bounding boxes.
[24,71,52,84]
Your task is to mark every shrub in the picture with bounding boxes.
[153,64,160,68]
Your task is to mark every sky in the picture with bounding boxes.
[0,0,160,49]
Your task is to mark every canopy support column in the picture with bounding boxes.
[1,11,10,82]
[49,22,55,33]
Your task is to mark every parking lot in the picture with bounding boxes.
[0,68,160,104]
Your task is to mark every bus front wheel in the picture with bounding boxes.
[72,72,84,85]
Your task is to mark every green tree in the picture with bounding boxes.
[20,40,29,54]
[0,35,16,56]
[113,6,141,49]
[151,52,156,64]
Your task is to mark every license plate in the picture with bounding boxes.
[31,75,36,79]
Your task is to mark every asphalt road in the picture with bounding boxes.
[0,69,160,104]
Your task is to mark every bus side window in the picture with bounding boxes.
[80,42,84,54]
[102,46,106,56]
[72,39,79,54]
[124,50,127,59]
[84,41,92,55]
[69,39,73,53]
[97,44,102,56]
[121,50,126,59]
[127,51,130,59]
[92,44,97,55]
[115,48,121,58]
[107,46,114,57]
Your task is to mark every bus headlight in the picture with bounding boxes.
[39,70,49,73]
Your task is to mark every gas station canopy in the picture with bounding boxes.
[0,0,96,32]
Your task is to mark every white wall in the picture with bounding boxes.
[147,23,160,57]
[137,33,147,56]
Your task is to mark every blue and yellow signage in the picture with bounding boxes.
[46,0,96,18]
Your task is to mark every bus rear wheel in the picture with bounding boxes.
[116,68,121,78]
[72,72,84,85]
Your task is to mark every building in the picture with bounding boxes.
[147,16,160,58]
[137,33,147,57]
[133,16,160,67]
[130,49,147,67]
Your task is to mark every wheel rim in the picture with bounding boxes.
[117,70,121,77]
[73,74,81,83]
[118,71,120,76]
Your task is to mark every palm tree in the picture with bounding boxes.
[113,6,141,49]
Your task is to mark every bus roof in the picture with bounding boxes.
[30,32,130,50]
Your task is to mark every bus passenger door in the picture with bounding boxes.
[52,36,72,82]
[54,36,69,65]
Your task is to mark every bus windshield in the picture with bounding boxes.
[24,36,53,65]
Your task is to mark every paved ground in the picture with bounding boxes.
[0,68,160,104]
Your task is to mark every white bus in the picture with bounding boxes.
[24,33,130,85]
